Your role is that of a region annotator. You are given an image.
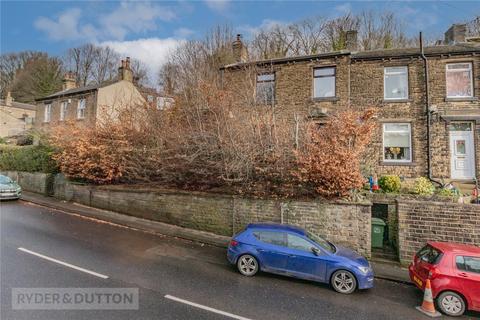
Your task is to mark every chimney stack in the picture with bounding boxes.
[232,34,248,63]
[5,91,13,106]
[62,71,77,91]
[444,24,467,44]
[345,30,358,51]
[118,57,134,82]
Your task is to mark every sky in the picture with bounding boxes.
[1,0,479,84]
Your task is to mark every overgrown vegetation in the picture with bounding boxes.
[0,145,58,173]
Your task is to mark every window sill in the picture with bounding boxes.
[382,98,412,103]
[380,161,416,166]
[444,97,478,102]
[312,97,339,102]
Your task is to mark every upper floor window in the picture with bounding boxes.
[77,98,86,119]
[313,67,336,98]
[44,104,51,123]
[446,63,473,98]
[383,123,412,162]
[60,101,68,121]
[384,66,408,100]
[256,73,275,105]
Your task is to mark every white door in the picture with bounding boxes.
[450,123,475,180]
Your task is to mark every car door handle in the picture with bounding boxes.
[459,272,469,278]
[288,254,297,258]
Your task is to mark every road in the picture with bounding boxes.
[0,200,478,320]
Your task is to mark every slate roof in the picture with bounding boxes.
[35,80,116,102]
[0,99,36,111]
[221,44,480,69]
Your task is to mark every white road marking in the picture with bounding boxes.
[17,247,109,279]
[165,295,253,320]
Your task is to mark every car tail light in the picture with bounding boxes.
[428,267,438,279]
[230,240,239,247]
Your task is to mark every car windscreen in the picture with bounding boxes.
[0,176,12,184]
[306,231,335,253]
[417,245,443,265]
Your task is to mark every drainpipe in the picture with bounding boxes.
[420,32,443,187]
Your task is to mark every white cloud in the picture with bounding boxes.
[237,19,287,38]
[100,2,176,40]
[35,2,177,42]
[100,37,184,83]
[34,8,94,41]
[204,0,230,13]
[174,27,195,38]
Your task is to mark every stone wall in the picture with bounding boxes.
[397,199,480,265]
[1,171,53,195]
[55,182,372,257]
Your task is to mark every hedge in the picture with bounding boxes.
[0,145,58,173]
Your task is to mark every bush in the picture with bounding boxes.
[436,188,455,197]
[379,175,401,193]
[295,109,376,198]
[413,177,435,195]
[0,145,58,173]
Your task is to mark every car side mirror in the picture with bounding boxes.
[311,247,320,256]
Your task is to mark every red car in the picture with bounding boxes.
[409,241,480,317]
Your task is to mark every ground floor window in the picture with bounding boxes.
[383,123,412,162]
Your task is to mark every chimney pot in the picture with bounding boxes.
[118,57,133,82]
[232,33,248,63]
[5,91,13,106]
[62,71,77,91]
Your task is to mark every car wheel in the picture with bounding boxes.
[237,254,259,277]
[437,291,466,317]
[331,270,357,294]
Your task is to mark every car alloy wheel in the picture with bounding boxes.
[331,270,357,294]
[437,291,465,317]
[237,254,258,276]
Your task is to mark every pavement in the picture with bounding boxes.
[2,198,480,319]
[19,191,410,283]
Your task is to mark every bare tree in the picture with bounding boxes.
[0,51,45,97]
[289,17,329,55]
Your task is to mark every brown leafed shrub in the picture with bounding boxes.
[294,109,376,198]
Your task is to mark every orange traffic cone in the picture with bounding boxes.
[416,279,441,317]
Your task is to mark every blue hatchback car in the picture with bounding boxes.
[227,223,374,294]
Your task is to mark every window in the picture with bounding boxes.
[256,73,275,104]
[416,245,443,265]
[60,101,68,121]
[306,231,335,253]
[253,231,286,246]
[44,104,51,123]
[313,67,336,98]
[77,99,86,119]
[384,66,408,100]
[446,63,473,98]
[147,95,154,103]
[383,123,412,162]
[287,234,314,252]
[156,97,173,110]
[456,256,480,274]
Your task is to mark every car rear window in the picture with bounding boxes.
[456,256,480,274]
[253,231,286,246]
[417,245,443,265]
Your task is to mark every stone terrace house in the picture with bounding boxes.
[35,57,167,130]
[0,91,36,138]
[221,25,480,182]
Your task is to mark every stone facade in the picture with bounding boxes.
[222,46,480,181]
[397,199,480,265]
[0,94,36,137]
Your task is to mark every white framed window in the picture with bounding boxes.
[77,98,86,119]
[384,66,408,100]
[60,101,68,121]
[446,63,473,98]
[383,123,412,162]
[313,67,336,98]
[256,73,275,104]
[44,104,51,123]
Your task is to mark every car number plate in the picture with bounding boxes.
[2,193,15,197]
[413,275,423,287]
